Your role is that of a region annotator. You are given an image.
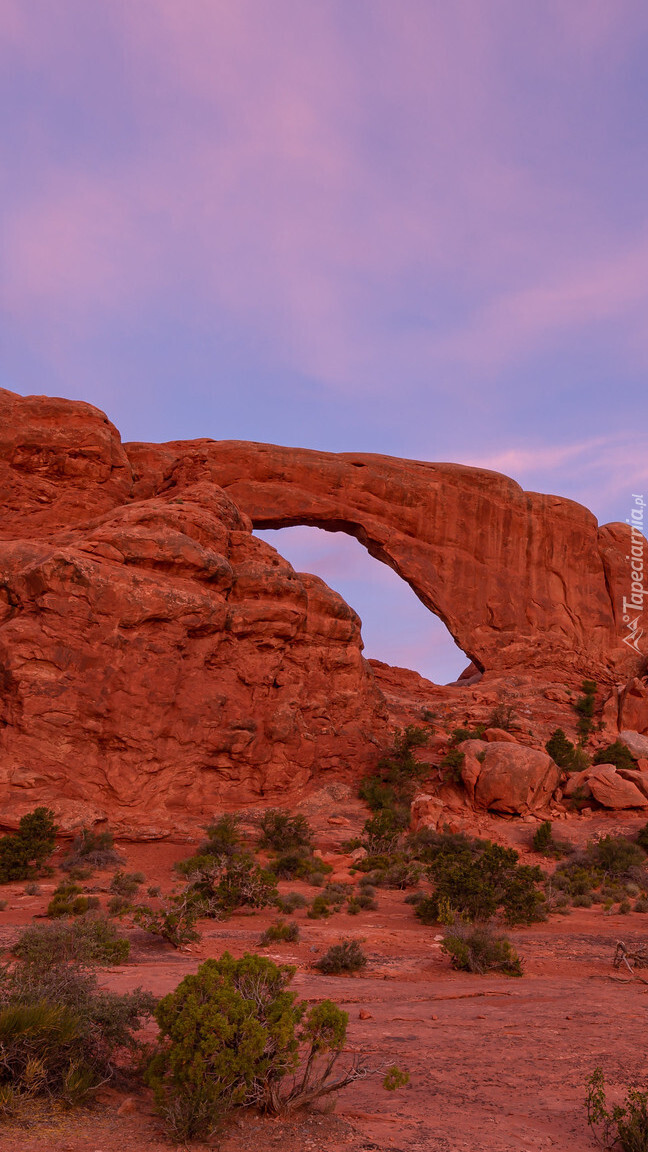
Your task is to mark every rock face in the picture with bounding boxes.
[472,744,559,815]
[0,386,645,834]
[0,391,390,834]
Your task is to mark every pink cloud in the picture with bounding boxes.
[2,1,648,395]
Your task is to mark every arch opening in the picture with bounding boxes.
[254,525,471,685]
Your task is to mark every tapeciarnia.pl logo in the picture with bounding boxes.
[622,493,646,653]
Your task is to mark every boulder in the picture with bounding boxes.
[619,731,648,759]
[484,728,517,743]
[563,770,593,799]
[474,744,559,815]
[458,739,488,804]
[586,765,648,809]
[615,769,648,800]
[410,794,445,832]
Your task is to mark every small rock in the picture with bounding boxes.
[358,1009,372,1019]
[117,1096,136,1115]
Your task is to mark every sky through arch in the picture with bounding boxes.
[254,525,468,684]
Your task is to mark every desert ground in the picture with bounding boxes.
[0,802,645,1152]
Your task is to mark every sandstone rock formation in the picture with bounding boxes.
[472,744,559,815]
[586,765,648,810]
[131,438,646,679]
[1,385,646,834]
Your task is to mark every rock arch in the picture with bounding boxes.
[137,438,643,680]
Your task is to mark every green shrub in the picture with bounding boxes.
[383,1064,410,1090]
[271,847,319,880]
[0,959,154,1113]
[315,939,368,975]
[533,821,553,853]
[590,835,645,876]
[451,725,486,744]
[439,748,465,784]
[259,919,300,945]
[109,870,145,897]
[636,823,648,852]
[586,1066,648,1151]
[362,808,409,854]
[47,883,100,918]
[107,894,131,916]
[0,808,57,884]
[532,820,571,859]
[13,917,129,968]
[442,923,523,976]
[488,704,516,731]
[132,895,200,949]
[421,839,544,926]
[359,728,429,813]
[593,741,638,772]
[146,953,355,1139]
[275,892,308,914]
[199,813,245,858]
[546,729,582,771]
[574,680,597,743]
[61,826,121,872]
[258,810,313,853]
[307,895,332,920]
[213,855,278,914]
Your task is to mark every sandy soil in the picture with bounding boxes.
[0,809,646,1152]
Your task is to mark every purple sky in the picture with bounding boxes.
[2,2,648,681]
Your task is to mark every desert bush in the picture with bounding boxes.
[176,853,278,919]
[546,729,587,771]
[451,725,486,744]
[110,870,145,898]
[532,820,572,859]
[275,892,308,914]
[442,923,522,975]
[0,956,154,1113]
[439,747,465,784]
[635,898,648,913]
[131,894,200,949]
[636,823,648,852]
[107,894,131,916]
[589,835,645,876]
[315,939,368,975]
[146,953,359,1139]
[47,883,100,918]
[585,1066,648,1151]
[417,838,544,926]
[574,679,597,743]
[271,847,320,880]
[212,855,278,913]
[307,895,332,920]
[358,727,429,828]
[362,808,409,854]
[199,813,245,858]
[379,860,423,889]
[13,917,129,968]
[488,704,516,731]
[593,741,638,773]
[383,1064,410,1090]
[0,808,57,884]
[61,826,122,871]
[259,919,300,945]
[258,810,314,853]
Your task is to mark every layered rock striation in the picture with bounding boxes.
[1,386,646,833]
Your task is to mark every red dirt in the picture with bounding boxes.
[0,810,646,1151]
